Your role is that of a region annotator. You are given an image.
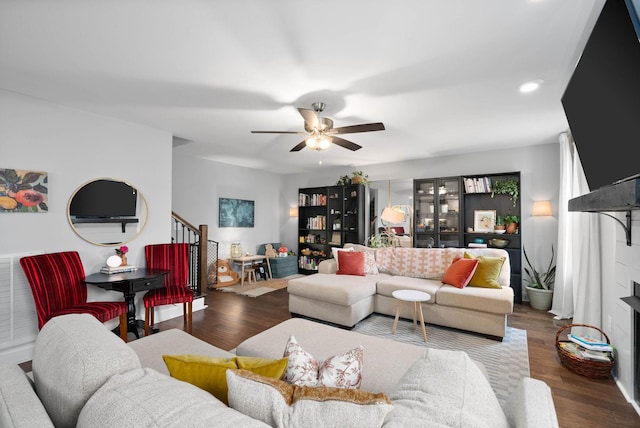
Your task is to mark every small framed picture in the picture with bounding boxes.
[473,210,496,232]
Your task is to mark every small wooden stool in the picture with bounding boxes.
[243,265,256,284]
[391,289,431,342]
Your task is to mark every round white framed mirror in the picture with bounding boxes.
[67,178,148,246]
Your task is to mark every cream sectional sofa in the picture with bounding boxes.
[288,244,515,338]
[0,314,558,428]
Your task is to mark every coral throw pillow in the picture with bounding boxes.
[282,335,363,389]
[337,251,366,276]
[463,252,506,289]
[442,258,479,289]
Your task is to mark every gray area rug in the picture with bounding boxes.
[352,314,529,407]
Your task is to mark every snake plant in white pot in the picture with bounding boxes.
[523,245,556,310]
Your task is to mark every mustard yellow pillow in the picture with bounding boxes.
[463,252,505,289]
[162,354,288,405]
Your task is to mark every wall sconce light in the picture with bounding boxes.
[532,200,552,216]
[289,207,299,218]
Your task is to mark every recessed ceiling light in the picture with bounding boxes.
[519,80,543,93]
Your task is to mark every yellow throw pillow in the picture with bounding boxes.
[162,354,288,405]
[463,252,505,289]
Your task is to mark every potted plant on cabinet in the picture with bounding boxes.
[336,174,351,186]
[494,216,506,232]
[523,245,556,310]
[502,215,519,234]
[350,170,370,186]
[491,178,519,207]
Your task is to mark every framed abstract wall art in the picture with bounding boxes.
[219,198,254,227]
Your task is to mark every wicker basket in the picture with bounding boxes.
[555,323,615,379]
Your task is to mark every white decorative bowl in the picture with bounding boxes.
[494,229,506,234]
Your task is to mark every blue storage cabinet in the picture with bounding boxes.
[256,243,298,278]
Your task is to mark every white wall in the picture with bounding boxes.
[0,90,172,262]
[0,90,172,361]
[172,151,287,260]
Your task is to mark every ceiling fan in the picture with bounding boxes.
[251,102,385,152]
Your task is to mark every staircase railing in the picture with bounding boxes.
[171,212,218,296]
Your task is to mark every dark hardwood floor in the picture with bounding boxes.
[155,288,640,428]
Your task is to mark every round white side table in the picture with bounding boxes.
[391,289,431,342]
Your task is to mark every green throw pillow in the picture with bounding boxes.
[163,354,288,405]
[463,252,505,289]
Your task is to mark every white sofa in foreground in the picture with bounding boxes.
[0,313,558,427]
[288,245,515,338]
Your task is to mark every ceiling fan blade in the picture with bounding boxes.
[331,136,362,151]
[329,122,385,135]
[298,108,319,131]
[251,130,307,134]
[290,140,307,152]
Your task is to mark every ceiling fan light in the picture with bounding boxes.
[305,135,330,151]
[306,136,319,149]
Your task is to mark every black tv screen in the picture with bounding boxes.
[70,179,137,218]
[561,0,640,191]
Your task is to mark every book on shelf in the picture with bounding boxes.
[100,265,137,274]
[464,178,475,193]
[568,333,613,351]
[467,243,487,248]
[463,176,492,193]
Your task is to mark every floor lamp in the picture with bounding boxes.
[380,180,405,244]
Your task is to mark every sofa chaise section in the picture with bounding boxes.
[288,271,392,327]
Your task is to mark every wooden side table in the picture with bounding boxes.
[391,289,431,342]
[228,255,272,286]
[85,269,168,338]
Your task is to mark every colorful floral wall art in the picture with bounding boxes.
[0,168,48,213]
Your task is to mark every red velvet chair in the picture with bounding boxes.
[19,251,128,342]
[143,243,193,336]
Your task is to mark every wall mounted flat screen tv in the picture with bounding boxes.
[561,0,640,191]
[70,179,137,218]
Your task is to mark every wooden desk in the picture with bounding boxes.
[85,269,167,338]
[228,255,272,286]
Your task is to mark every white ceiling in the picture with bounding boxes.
[0,0,604,174]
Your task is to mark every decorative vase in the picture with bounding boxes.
[120,255,127,266]
[526,286,553,310]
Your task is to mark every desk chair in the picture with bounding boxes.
[143,243,193,336]
[19,251,128,342]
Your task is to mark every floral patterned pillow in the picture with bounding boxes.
[360,250,379,275]
[282,335,363,389]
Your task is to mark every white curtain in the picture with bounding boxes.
[551,132,602,325]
